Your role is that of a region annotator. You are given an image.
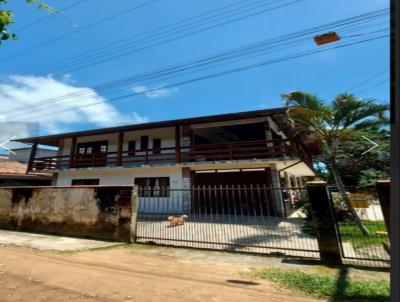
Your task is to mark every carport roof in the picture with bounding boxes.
[14,107,289,147]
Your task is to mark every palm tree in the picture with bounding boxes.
[282,92,389,236]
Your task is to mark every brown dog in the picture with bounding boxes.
[167,214,188,227]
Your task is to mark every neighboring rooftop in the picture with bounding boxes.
[0,157,52,179]
[0,156,27,174]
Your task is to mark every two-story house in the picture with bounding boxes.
[15,107,317,217]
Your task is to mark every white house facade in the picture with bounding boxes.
[16,107,318,216]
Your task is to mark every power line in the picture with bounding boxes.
[0,0,158,62]
[345,68,389,92]
[28,5,388,76]
[3,24,387,118]
[0,14,388,119]
[354,78,389,94]
[27,0,303,74]
[14,0,91,32]
[2,34,388,121]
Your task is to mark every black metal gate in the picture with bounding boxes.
[136,186,320,259]
[328,188,390,268]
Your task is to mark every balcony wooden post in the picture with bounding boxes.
[69,136,77,168]
[26,142,38,173]
[175,125,181,163]
[117,131,124,166]
[228,143,233,160]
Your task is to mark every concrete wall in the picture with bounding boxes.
[55,166,182,186]
[0,186,134,241]
[56,166,185,214]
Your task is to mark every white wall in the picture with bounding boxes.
[59,127,176,157]
[56,166,181,186]
[56,166,185,214]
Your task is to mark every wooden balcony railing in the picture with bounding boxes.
[29,139,304,172]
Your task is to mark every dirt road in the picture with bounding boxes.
[0,244,319,302]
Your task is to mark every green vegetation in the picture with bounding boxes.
[338,220,388,249]
[301,219,388,249]
[1,0,56,44]
[252,268,389,302]
[282,91,389,235]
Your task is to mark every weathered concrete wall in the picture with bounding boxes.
[0,186,134,242]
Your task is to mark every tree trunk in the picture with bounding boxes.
[329,155,370,236]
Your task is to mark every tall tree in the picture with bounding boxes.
[282,92,389,235]
[315,128,390,189]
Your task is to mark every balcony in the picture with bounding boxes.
[29,139,310,172]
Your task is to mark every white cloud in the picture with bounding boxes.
[132,84,178,99]
[0,74,148,140]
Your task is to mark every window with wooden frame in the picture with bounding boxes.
[153,138,161,154]
[128,140,136,156]
[71,179,100,186]
[75,141,108,167]
[140,136,149,151]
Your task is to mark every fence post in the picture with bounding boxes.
[376,180,390,235]
[306,181,342,265]
[130,185,139,243]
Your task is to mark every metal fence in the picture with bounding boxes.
[136,186,319,259]
[328,188,390,268]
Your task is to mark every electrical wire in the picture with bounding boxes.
[1,34,388,122]
[28,4,388,76]
[0,22,388,119]
[14,0,91,32]
[0,0,158,62]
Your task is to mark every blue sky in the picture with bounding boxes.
[0,0,390,142]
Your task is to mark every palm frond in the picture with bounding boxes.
[281,91,327,111]
[332,94,389,129]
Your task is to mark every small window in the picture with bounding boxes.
[140,136,149,151]
[86,147,92,154]
[128,140,136,156]
[71,179,100,186]
[153,138,161,154]
[135,177,169,197]
[78,147,85,154]
[100,145,107,153]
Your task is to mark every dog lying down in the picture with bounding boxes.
[167,214,188,227]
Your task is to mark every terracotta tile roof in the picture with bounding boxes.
[0,157,27,174]
[0,157,52,178]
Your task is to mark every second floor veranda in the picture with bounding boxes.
[29,138,312,172]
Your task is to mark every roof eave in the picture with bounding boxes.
[13,107,289,146]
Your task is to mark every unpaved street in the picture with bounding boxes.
[0,244,319,302]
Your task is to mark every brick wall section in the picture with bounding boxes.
[0,186,134,242]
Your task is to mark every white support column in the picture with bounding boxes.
[181,167,191,213]
[293,176,299,188]
[271,168,284,217]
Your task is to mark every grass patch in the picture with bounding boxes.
[252,268,389,301]
[338,220,387,249]
[301,220,388,249]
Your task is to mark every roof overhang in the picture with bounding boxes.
[275,160,315,177]
[13,107,289,147]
